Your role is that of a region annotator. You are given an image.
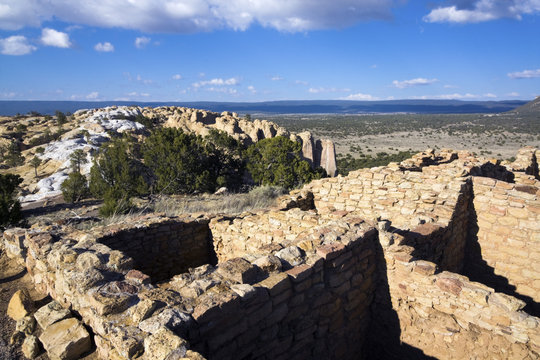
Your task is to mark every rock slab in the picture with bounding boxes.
[39,318,92,360]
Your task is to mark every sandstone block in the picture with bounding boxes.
[217,258,259,284]
[16,315,36,335]
[143,327,187,360]
[7,289,33,321]
[139,308,192,337]
[22,335,41,359]
[39,318,92,360]
[34,301,72,330]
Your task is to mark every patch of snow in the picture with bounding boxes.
[22,106,146,203]
[85,106,146,133]
[21,171,68,202]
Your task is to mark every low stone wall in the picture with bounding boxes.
[466,176,540,314]
[369,233,540,359]
[186,222,378,359]
[97,218,213,282]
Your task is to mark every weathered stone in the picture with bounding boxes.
[142,327,187,360]
[22,335,41,359]
[132,299,159,324]
[34,301,72,330]
[7,289,33,321]
[275,246,304,267]
[16,315,36,335]
[217,258,259,284]
[253,255,282,273]
[139,308,192,337]
[39,318,92,360]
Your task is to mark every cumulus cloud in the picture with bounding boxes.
[424,0,540,23]
[508,68,540,79]
[135,36,151,49]
[247,85,257,93]
[0,35,36,55]
[86,91,99,99]
[172,74,182,80]
[193,77,239,88]
[483,93,497,98]
[341,93,379,100]
[507,92,520,97]
[41,28,71,48]
[271,76,284,81]
[393,78,438,89]
[94,42,114,52]
[0,0,398,32]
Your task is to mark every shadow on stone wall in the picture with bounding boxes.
[363,238,437,360]
[463,200,540,317]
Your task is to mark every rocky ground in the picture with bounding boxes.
[0,249,98,360]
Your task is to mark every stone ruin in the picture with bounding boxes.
[2,146,540,359]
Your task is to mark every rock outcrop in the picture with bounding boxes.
[147,107,337,176]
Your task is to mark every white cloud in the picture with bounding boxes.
[412,93,477,100]
[0,35,36,55]
[424,1,540,23]
[0,92,17,99]
[341,93,379,100]
[206,87,238,94]
[135,36,151,49]
[193,77,239,88]
[172,74,182,80]
[483,93,497,98]
[295,80,309,85]
[444,84,458,88]
[308,87,350,94]
[507,92,520,97]
[247,85,257,93]
[271,76,284,81]
[393,77,438,89]
[0,0,398,32]
[86,91,99,99]
[94,42,114,52]
[135,74,154,85]
[508,68,540,79]
[41,28,71,48]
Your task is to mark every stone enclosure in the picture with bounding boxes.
[2,146,540,359]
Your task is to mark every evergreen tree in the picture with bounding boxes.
[30,156,41,177]
[245,136,325,189]
[0,174,22,229]
[89,137,148,216]
[143,128,220,194]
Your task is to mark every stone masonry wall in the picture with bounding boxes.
[466,175,540,314]
[186,222,378,360]
[97,218,213,283]
[369,231,540,359]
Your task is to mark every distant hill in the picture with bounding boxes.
[506,96,540,116]
[0,99,528,116]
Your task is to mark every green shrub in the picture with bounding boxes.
[61,172,89,203]
[89,137,148,216]
[245,136,325,189]
[0,174,22,229]
[143,128,240,194]
[0,142,25,168]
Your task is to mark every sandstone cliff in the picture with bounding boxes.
[140,106,337,176]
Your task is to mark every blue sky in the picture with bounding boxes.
[0,0,539,102]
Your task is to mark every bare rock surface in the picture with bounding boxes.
[39,318,92,360]
[7,289,33,321]
[34,301,72,330]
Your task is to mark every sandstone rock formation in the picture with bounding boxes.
[39,318,92,360]
[146,106,337,176]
